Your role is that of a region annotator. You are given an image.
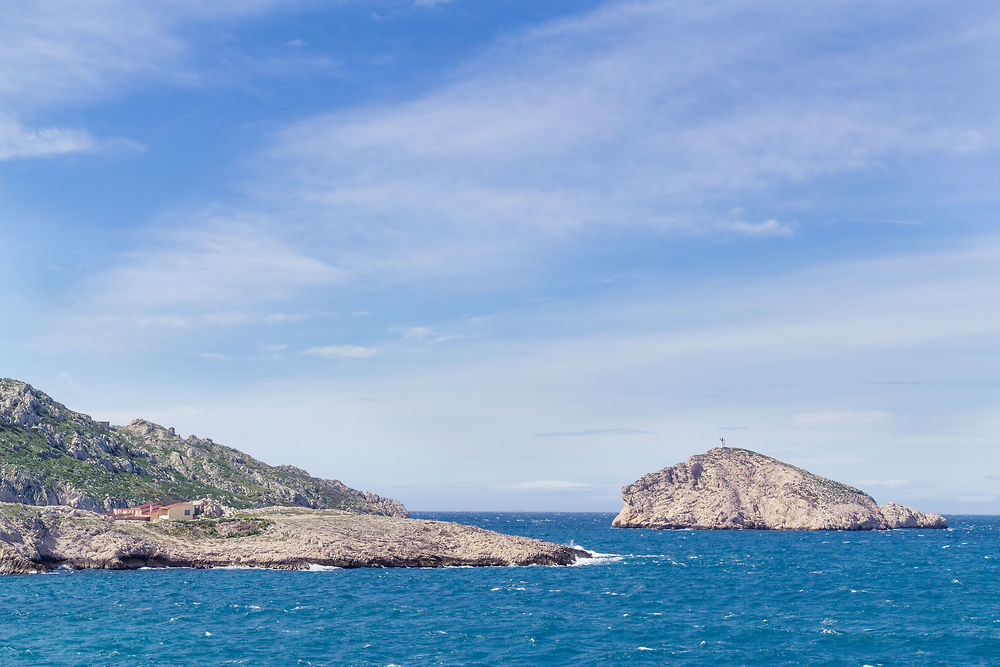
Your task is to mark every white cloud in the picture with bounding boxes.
[0,1,282,109]
[719,219,795,237]
[97,223,340,310]
[856,479,910,489]
[265,313,311,324]
[395,326,434,340]
[49,235,1000,510]
[49,221,342,352]
[0,1,281,161]
[303,345,378,360]
[45,0,1000,356]
[249,0,993,283]
[791,411,889,426]
[0,118,96,160]
[534,428,651,437]
[502,480,590,491]
[392,325,461,344]
[957,495,995,503]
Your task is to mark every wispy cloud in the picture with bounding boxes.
[265,313,311,324]
[719,219,795,237]
[534,428,651,437]
[0,119,96,160]
[791,411,889,426]
[48,0,1000,358]
[50,221,342,351]
[99,223,342,310]
[957,495,995,503]
[0,1,284,163]
[303,345,377,360]
[252,0,992,283]
[392,325,461,344]
[502,480,590,490]
[856,479,910,489]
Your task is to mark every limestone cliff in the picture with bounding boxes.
[0,379,405,517]
[613,447,946,530]
[0,503,588,573]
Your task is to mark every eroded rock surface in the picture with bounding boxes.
[0,503,589,573]
[613,447,946,531]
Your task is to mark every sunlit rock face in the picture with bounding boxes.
[613,447,946,531]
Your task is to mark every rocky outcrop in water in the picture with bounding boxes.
[0,379,405,517]
[0,503,588,573]
[613,447,946,531]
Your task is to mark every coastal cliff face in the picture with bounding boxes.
[613,447,946,531]
[0,379,405,517]
[0,503,588,573]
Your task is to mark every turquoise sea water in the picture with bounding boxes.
[1,512,998,665]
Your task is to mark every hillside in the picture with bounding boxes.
[0,379,405,516]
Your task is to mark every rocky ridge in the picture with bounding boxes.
[0,503,589,573]
[0,379,405,516]
[613,447,947,530]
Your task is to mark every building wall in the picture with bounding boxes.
[164,504,195,521]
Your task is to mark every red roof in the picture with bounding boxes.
[116,503,164,512]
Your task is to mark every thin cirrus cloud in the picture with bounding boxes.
[534,428,651,437]
[257,0,994,282]
[856,480,910,489]
[718,219,795,237]
[0,0,292,165]
[0,117,145,162]
[48,222,343,352]
[49,0,1000,346]
[791,411,889,426]
[502,480,591,491]
[957,495,996,504]
[0,119,96,161]
[303,345,378,360]
[0,0,284,109]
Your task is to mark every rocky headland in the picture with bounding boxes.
[0,379,404,516]
[613,447,946,531]
[0,502,589,574]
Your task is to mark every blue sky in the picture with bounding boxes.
[2,0,999,511]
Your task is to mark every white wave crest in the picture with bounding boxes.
[305,564,342,572]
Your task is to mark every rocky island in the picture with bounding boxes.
[0,503,588,574]
[613,447,946,530]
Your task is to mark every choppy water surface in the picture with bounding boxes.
[1,513,998,665]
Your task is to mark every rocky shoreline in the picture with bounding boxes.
[613,447,947,531]
[0,503,590,574]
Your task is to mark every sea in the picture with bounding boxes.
[1,512,998,666]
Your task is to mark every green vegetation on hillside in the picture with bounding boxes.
[0,379,405,516]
